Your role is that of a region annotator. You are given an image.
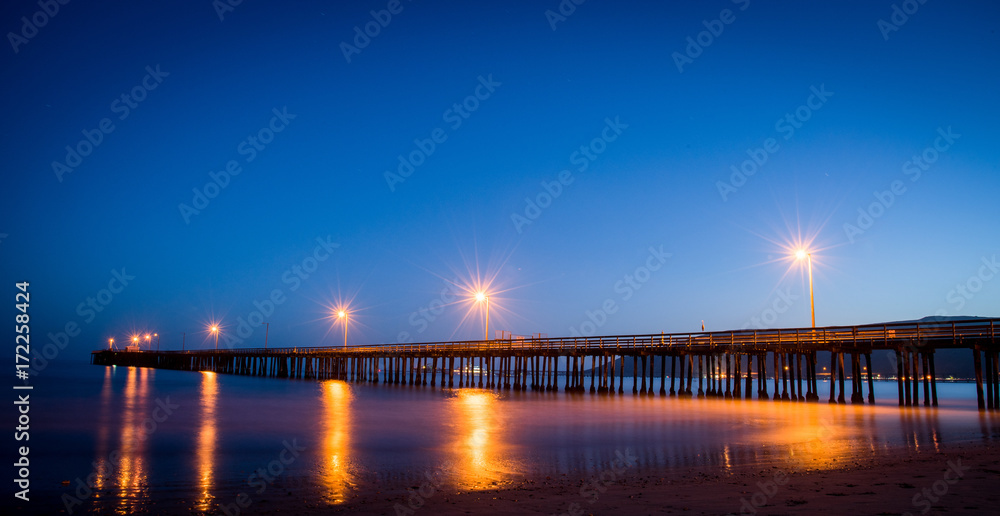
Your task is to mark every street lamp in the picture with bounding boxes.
[132,335,139,351]
[211,325,219,350]
[145,334,151,351]
[795,250,815,328]
[154,333,159,351]
[338,310,348,348]
[475,292,489,341]
[109,337,114,350]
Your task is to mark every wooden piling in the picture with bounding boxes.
[829,352,837,404]
[973,347,986,410]
[985,350,995,410]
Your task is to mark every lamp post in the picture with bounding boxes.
[338,311,347,348]
[109,338,114,350]
[144,334,151,351]
[796,249,823,403]
[475,292,489,341]
[132,336,139,351]
[795,250,816,328]
[211,325,219,350]
[154,333,160,351]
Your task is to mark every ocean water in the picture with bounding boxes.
[13,358,1000,514]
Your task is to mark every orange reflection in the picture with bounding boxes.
[320,381,355,503]
[446,390,521,490]
[195,371,218,512]
[116,367,150,513]
[743,400,881,471]
[91,367,114,496]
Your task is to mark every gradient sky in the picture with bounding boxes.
[2,0,998,361]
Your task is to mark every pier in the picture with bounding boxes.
[91,318,1000,410]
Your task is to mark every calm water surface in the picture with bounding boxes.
[19,359,1000,514]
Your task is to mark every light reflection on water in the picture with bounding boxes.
[319,380,355,503]
[115,367,150,513]
[445,389,524,490]
[36,364,1000,513]
[195,371,218,512]
[92,367,113,497]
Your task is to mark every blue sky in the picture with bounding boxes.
[2,0,998,360]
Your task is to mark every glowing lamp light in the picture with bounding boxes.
[335,309,348,348]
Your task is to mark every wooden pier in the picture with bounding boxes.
[91,318,1000,410]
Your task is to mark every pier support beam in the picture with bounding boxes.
[669,355,677,396]
[985,350,995,411]
[829,352,837,404]
[744,355,753,400]
[895,348,905,407]
[851,353,863,404]
[639,355,647,395]
[696,355,704,397]
[865,352,875,404]
[973,347,985,411]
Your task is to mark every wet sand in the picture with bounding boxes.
[317,440,999,515]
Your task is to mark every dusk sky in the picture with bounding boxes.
[3,0,998,360]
